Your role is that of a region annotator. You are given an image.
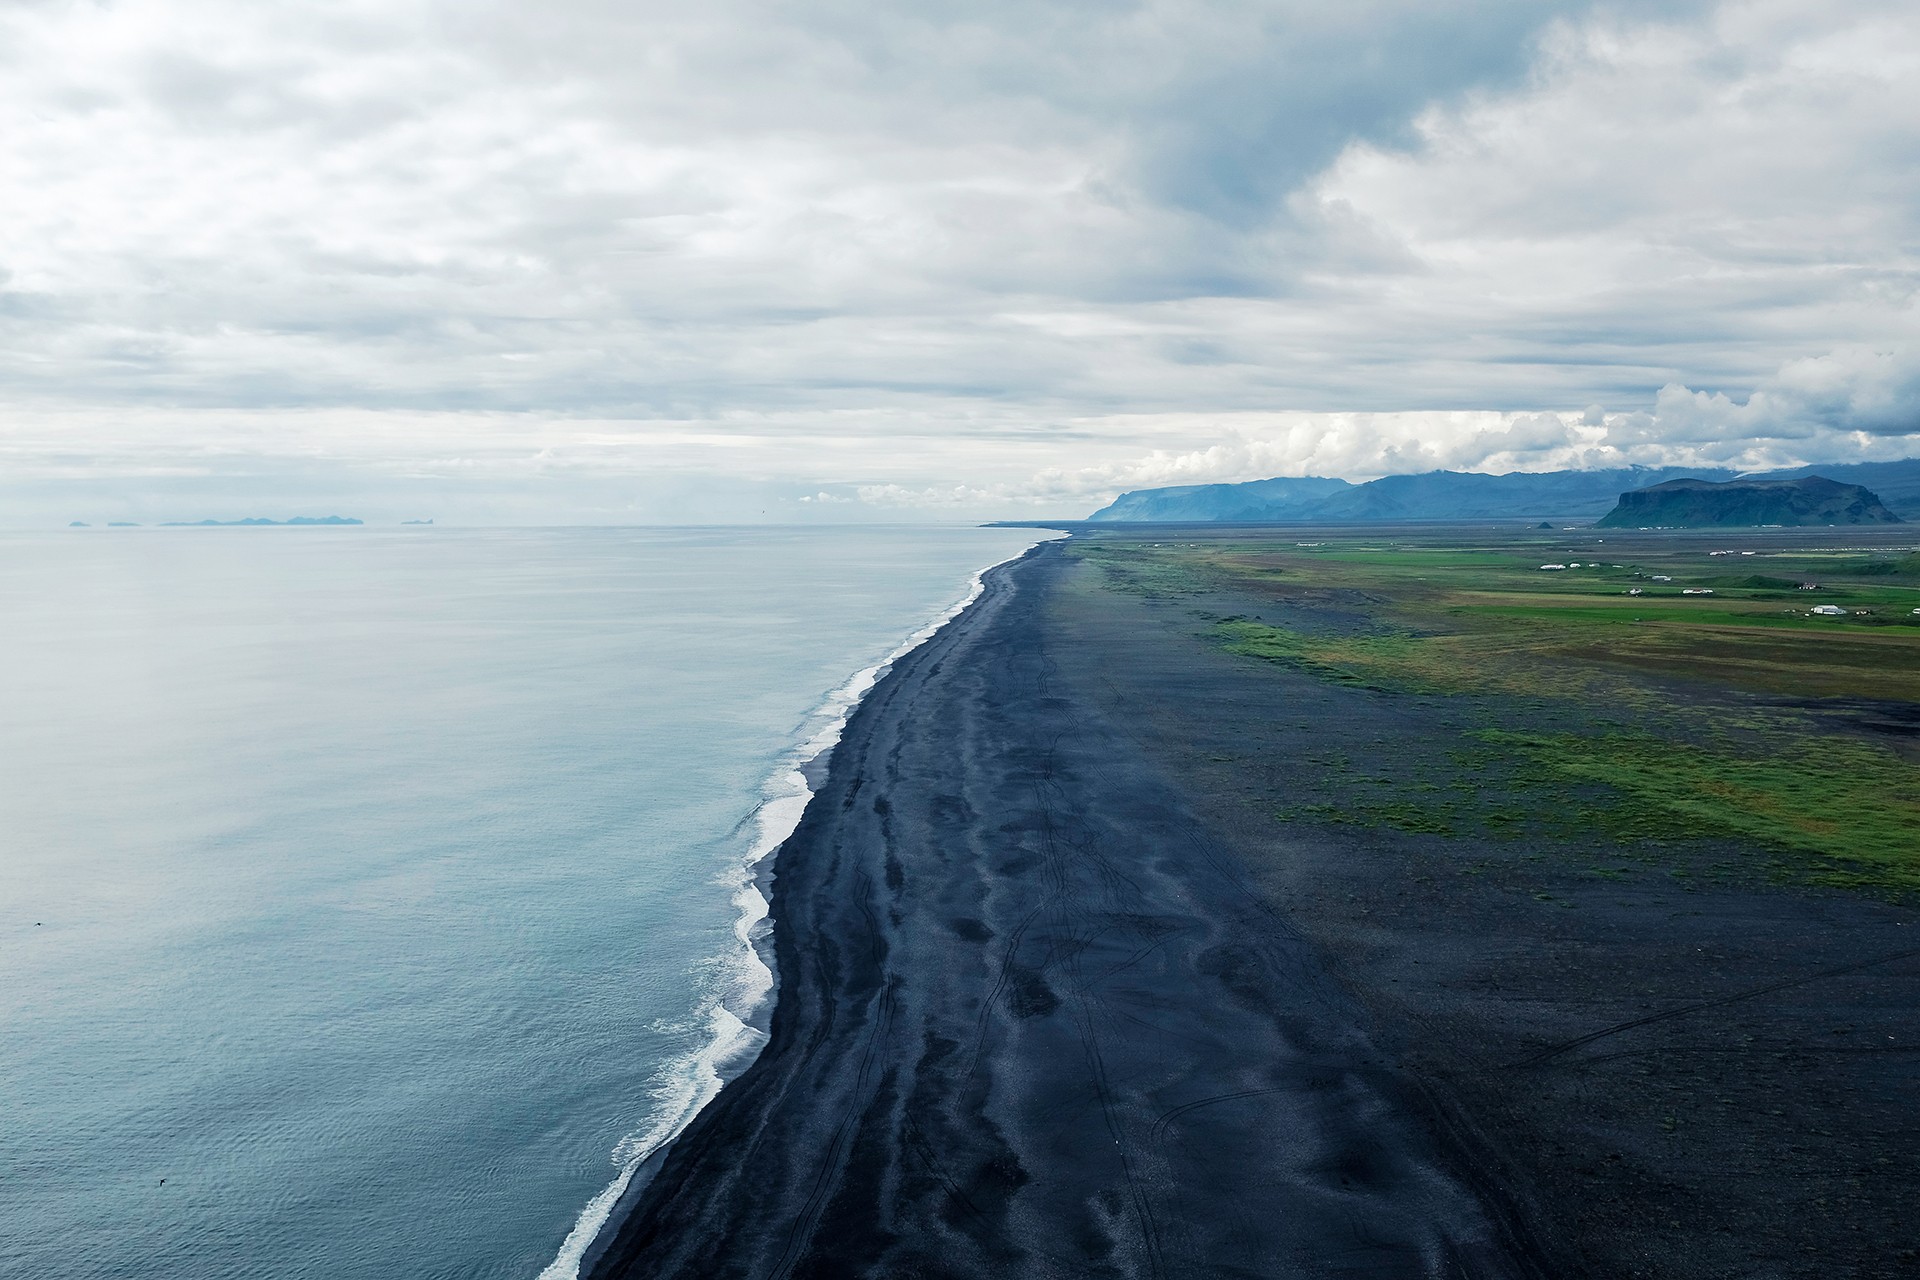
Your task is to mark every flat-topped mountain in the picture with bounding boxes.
[1595,475,1902,528]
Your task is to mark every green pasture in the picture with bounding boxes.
[1480,730,1920,891]
[1074,532,1920,892]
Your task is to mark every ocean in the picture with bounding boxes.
[0,525,1046,1280]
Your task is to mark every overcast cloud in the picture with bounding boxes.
[2,0,1916,522]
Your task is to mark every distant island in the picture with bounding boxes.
[1085,458,1920,522]
[1596,475,1902,528]
[401,518,434,525]
[158,516,364,527]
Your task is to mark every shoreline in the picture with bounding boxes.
[541,542,1043,1280]
[575,529,1919,1277]
[582,542,1540,1279]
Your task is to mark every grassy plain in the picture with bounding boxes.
[1070,525,1920,891]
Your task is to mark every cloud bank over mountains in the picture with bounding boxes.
[2,0,1916,521]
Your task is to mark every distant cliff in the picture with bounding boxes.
[1086,458,1920,523]
[1090,476,1353,521]
[1595,476,1903,528]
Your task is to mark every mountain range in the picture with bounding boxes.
[1086,459,1920,523]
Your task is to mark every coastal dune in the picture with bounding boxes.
[585,546,1538,1279]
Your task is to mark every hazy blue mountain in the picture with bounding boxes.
[1086,460,1920,522]
[1087,466,1734,521]
[1596,476,1902,528]
[1304,467,1741,520]
[1090,476,1352,521]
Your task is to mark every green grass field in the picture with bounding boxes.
[1074,530,1920,892]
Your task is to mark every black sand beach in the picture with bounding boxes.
[587,544,1541,1279]
[586,539,1920,1279]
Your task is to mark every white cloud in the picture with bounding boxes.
[1021,347,1920,515]
[1,0,1917,522]
[1300,0,1920,402]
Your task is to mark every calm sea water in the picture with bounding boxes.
[0,525,1044,1280]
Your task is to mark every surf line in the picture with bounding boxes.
[535,541,1046,1280]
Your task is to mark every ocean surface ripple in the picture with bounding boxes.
[0,525,1044,1280]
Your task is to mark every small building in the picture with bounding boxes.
[1682,588,1714,595]
[1811,605,1848,616]
[1798,582,1820,590]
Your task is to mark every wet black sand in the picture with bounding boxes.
[586,540,1920,1279]
[585,545,1543,1279]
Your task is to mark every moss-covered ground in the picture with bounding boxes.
[1070,527,1920,893]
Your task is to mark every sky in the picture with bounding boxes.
[3,0,1918,524]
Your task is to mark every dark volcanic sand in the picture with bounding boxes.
[1040,540,1920,1279]
[585,545,1543,1280]
[587,540,1920,1280]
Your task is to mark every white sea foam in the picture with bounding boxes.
[535,547,1028,1280]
